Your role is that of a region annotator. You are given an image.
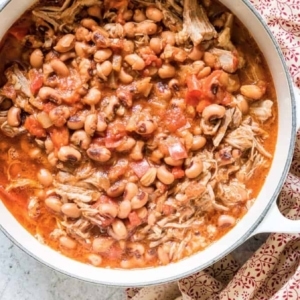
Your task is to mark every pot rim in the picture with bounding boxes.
[0,0,297,287]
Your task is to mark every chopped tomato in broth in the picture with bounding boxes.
[0,0,278,269]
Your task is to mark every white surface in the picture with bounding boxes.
[0,231,125,300]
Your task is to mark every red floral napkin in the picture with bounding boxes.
[126,0,300,299]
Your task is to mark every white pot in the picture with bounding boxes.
[0,0,299,287]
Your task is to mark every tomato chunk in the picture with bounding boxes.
[167,141,188,160]
[172,167,185,179]
[8,26,28,41]
[24,115,46,138]
[29,70,43,95]
[49,126,69,149]
[164,107,187,133]
[130,159,150,178]
[185,75,203,106]
[128,211,142,227]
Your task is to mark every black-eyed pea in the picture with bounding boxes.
[107,181,126,198]
[81,18,98,30]
[119,68,133,84]
[118,199,131,219]
[185,159,203,179]
[7,107,21,127]
[146,6,163,22]
[48,106,70,127]
[124,54,145,71]
[96,61,113,80]
[30,49,44,68]
[136,21,157,35]
[161,31,176,46]
[54,34,75,53]
[188,45,204,61]
[84,114,97,136]
[50,59,69,77]
[164,157,183,167]
[240,84,265,100]
[96,112,107,132]
[158,63,176,79]
[127,242,145,256]
[67,113,86,130]
[87,254,102,266]
[61,203,81,218]
[203,52,216,67]
[123,22,136,38]
[130,141,145,161]
[98,202,119,218]
[92,237,115,253]
[94,49,112,63]
[116,137,136,152]
[70,130,91,150]
[157,245,170,265]
[140,167,157,186]
[59,236,77,249]
[111,219,128,240]
[197,66,211,79]
[131,191,148,209]
[202,104,226,123]
[37,168,53,187]
[47,152,58,166]
[86,145,111,162]
[191,60,205,74]
[133,9,146,22]
[135,207,148,219]
[157,165,175,185]
[150,37,163,54]
[38,87,62,104]
[87,5,101,18]
[83,87,101,106]
[123,9,133,21]
[45,196,62,213]
[191,135,206,151]
[135,120,157,135]
[145,248,157,261]
[123,182,139,201]
[57,146,81,163]
[218,215,236,227]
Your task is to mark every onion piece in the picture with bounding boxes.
[130,159,150,178]
[36,111,53,128]
[168,141,188,160]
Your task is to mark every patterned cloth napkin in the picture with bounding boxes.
[126,1,300,299]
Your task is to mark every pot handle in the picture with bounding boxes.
[250,202,300,237]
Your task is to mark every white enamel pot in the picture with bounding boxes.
[0,0,300,288]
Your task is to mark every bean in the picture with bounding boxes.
[130,141,144,161]
[118,199,131,219]
[59,51,76,62]
[157,165,174,185]
[150,37,163,54]
[136,21,157,35]
[96,113,107,132]
[81,18,98,30]
[94,49,112,63]
[111,219,128,240]
[191,135,206,151]
[28,148,41,159]
[38,87,62,104]
[145,248,157,261]
[120,257,145,268]
[131,191,148,209]
[146,6,163,22]
[119,68,133,84]
[61,203,81,218]
[161,31,175,46]
[135,120,157,135]
[107,181,126,197]
[87,5,101,18]
[84,114,97,136]
[123,22,136,38]
[96,61,112,79]
[127,242,145,256]
[30,49,44,68]
[57,146,81,163]
[202,104,226,123]
[54,34,75,53]
[98,202,119,218]
[133,9,146,22]
[87,254,102,266]
[83,88,101,106]
[92,237,115,253]
[157,246,170,265]
[136,207,148,219]
[47,152,58,166]
[122,40,135,54]
[59,236,77,249]
[188,45,204,61]
[168,78,180,92]
[37,168,53,187]
[7,107,21,127]
[164,157,183,167]
[71,130,91,149]
[103,96,120,121]
[191,60,205,74]
[45,196,62,212]
[158,63,176,79]
[185,159,203,179]
[50,59,69,77]
[218,215,236,227]
[86,145,111,162]
[147,212,156,226]
[140,167,157,186]
[232,149,242,159]
[123,9,133,21]
[116,137,136,152]
[67,113,86,130]
[123,182,139,201]
[49,106,70,127]
[74,42,95,57]
[75,26,91,42]
[124,54,145,71]
[197,66,211,79]
[240,84,264,100]
[203,52,216,67]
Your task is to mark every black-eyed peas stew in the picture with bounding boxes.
[0,0,277,268]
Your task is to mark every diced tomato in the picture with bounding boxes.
[106,243,123,260]
[164,107,187,133]
[128,211,142,227]
[196,99,212,113]
[49,126,69,149]
[104,136,123,148]
[8,26,28,41]
[43,102,57,113]
[167,141,188,160]
[24,115,46,138]
[106,122,126,140]
[185,75,203,106]
[130,159,150,178]
[162,204,175,216]
[29,70,43,94]
[172,167,185,179]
